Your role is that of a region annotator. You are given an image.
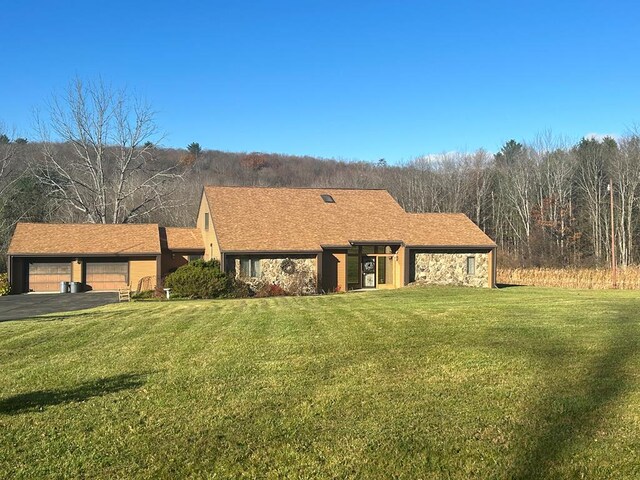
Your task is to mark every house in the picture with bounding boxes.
[6,186,497,293]
[198,186,497,292]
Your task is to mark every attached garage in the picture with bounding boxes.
[85,261,129,291]
[7,223,165,294]
[28,261,71,292]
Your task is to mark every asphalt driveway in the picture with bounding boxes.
[0,293,118,322]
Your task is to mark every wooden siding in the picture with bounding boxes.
[321,250,347,293]
[196,192,221,262]
[10,257,26,294]
[488,248,497,288]
[161,252,189,276]
[129,258,158,291]
[398,246,409,286]
[71,259,82,282]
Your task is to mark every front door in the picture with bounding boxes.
[362,256,376,288]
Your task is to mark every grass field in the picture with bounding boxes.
[1,287,640,479]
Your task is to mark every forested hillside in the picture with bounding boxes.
[3,132,640,272]
[2,81,639,272]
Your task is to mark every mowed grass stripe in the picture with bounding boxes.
[1,286,640,479]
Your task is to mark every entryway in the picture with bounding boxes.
[347,245,399,290]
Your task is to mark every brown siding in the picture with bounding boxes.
[335,252,347,292]
[197,192,221,262]
[129,258,158,291]
[9,257,26,294]
[71,259,82,282]
[321,250,347,293]
[487,249,496,288]
[161,252,189,276]
[398,246,410,286]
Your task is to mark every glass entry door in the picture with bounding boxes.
[362,256,376,288]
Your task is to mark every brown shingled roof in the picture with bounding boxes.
[404,213,496,247]
[203,186,495,251]
[8,223,161,255]
[163,227,204,251]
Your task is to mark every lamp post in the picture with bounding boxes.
[608,178,617,288]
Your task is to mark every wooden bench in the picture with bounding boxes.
[118,285,131,302]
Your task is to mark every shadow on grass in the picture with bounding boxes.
[496,283,525,289]
[0,373,147,415]
[0,312,96,324]
[506,308,639,479]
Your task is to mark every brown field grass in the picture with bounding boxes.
[498,267,640,289]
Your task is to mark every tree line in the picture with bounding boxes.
[1,79,639,272]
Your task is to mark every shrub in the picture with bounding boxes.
[286,267,316,295]
[164,259,233,299]
[0,273,10,296]
[255,283,287,298]
[229,278,251,298]
[131,290,156,300]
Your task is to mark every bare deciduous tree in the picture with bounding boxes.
[35,78,184,224]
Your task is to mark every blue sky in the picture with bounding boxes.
[1,1,639,162]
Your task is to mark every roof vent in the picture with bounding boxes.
[321,194,335,203]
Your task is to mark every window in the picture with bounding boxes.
[188,254,203,262]
[204,212,209,230]
[321,194,335,203]
[466,256,476,275]
[240,258,261,278]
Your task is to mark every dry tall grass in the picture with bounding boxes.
[498,267,640,289]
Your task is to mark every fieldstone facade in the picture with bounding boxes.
[412,252,489,288]
[234,256,317,294]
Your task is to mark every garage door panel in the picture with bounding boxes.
[86,262,128,290]
[29,262,71,292]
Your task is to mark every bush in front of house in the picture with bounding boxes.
[131,290,157,300]
[0,273,10,296]
[164,259,234,299]
[255,283,287,298]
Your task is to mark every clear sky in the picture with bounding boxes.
[1,1,639,162]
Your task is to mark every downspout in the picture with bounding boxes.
[7,255,12,294]
[492,247,498,288]
[156,254,162,291]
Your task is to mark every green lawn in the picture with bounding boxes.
[1,287,640,479]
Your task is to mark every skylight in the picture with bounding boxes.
[321,194,335,203]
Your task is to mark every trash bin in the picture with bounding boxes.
[70,282,82,293]
[60,281,70,293]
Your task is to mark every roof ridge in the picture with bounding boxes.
[15,221,160,227]
[204,185,388,191]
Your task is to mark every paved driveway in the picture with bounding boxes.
[0,293,119,322]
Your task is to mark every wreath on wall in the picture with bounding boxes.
[281,258,296,275]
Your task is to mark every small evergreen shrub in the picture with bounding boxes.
[164,259,233,299]
[0,273,10,296]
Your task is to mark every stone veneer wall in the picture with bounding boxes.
[413,252,489,288]
[234,256,317,294]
